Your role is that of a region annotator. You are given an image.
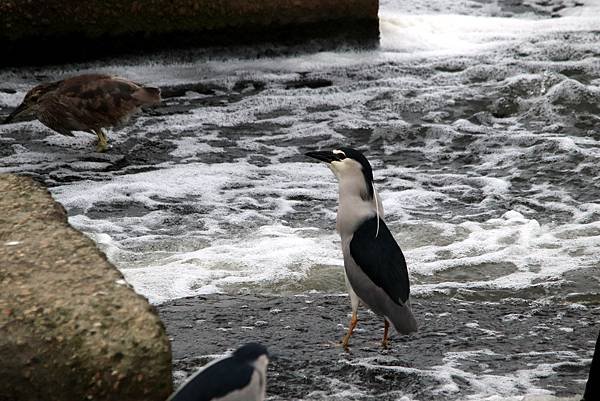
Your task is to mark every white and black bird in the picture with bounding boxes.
[306,147,417,349]
[168,343,270,401]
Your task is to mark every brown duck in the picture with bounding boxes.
[2,74,161,152]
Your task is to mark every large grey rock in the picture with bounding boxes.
[0,174,172,401]
[0,0,380,66]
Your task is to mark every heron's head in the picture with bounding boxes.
[233,343,269,361]
[306,147,374,200]
[233,343,270,369]
[3,82,57,124]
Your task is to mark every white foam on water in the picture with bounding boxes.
[53,161,334,221]
[51,161,343,303]
[121,225,340,304]
[557,0,600,16]
[0,92,22,108]
[53,156,600,302]
[379,12,600,55]
[344,349,587,401]
[407,211,600,293]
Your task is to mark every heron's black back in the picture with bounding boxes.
[233,343,269,362]
[168,357,254,401]
[349,217,410,304]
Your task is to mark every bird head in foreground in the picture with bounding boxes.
[306,147,375,200]
[166,343,272,401]
[3,82,59,124]
[233,342,270,368]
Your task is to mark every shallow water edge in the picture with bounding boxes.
[158,293,597,401]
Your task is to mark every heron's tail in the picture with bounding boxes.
[133,87,161,106]
[388,299,418,335]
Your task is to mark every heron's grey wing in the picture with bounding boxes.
[349,217,410,305]
[168,357,254,401]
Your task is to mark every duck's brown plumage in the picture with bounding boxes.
[3,74,161,151]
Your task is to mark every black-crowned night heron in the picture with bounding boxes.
[306,147,417,349]
[168,343,270,401]
[2,74,161,152]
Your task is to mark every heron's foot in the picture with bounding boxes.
[341,312,358,351]
[94,129,109,152]
[381,338,389,349]
[341,336,351,351]
[381,319,390,349]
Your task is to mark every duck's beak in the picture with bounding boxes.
[305,150,337,163]
[3,103,29,124]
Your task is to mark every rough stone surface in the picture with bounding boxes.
[158,293,598,401]
[0,174,172,401]
[0,0,379,66]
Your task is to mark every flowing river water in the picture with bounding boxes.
[1,1,599,400]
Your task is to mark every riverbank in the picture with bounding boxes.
[158,293,596,400]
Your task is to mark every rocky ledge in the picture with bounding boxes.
[0,174,172,401]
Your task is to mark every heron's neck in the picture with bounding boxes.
[251,355,269,374]
[336,176,384,238]
[251,355,269,395]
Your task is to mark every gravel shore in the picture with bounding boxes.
[158,293,597,400]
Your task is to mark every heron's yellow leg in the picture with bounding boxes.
[342,311,358,350]
[382,319,390,349]
[94,129,108,152]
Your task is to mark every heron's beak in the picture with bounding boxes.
[305,150,337,163]
[3,103,29,124]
